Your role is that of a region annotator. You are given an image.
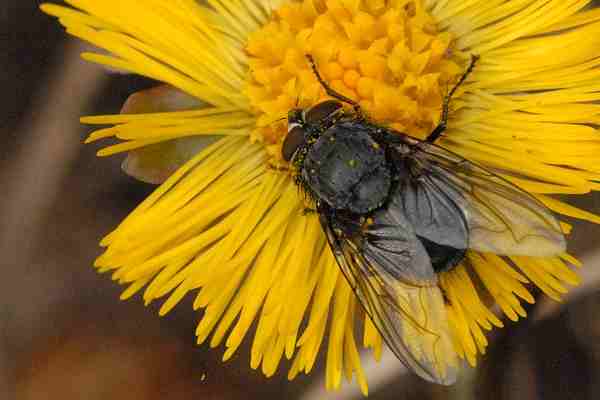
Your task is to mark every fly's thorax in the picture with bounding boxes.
[303,122,392,214]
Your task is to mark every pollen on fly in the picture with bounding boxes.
[281,54,567,385]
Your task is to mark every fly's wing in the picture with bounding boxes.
[391,172,469,271]
[393,140,565,257]
[318,204,459,385]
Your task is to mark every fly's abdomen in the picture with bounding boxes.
[304,123,391,214]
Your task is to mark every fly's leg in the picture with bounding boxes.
[267,163,291,172]
[302,197,318,216]
[306,54,363,117]
[426,54,480,144]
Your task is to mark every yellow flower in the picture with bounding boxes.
[42,0,600,394]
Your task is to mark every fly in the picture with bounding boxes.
[282,54,566,384]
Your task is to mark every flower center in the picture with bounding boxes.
[245,0,464,163]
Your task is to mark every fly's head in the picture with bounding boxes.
[281,99,345,167]
[282,99,346,206]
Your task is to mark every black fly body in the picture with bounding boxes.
[281,54,566,384]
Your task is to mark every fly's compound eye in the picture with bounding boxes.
[282,126,306,162]
[305,100,343,125]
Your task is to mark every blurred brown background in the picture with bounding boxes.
[1,1,600,400]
